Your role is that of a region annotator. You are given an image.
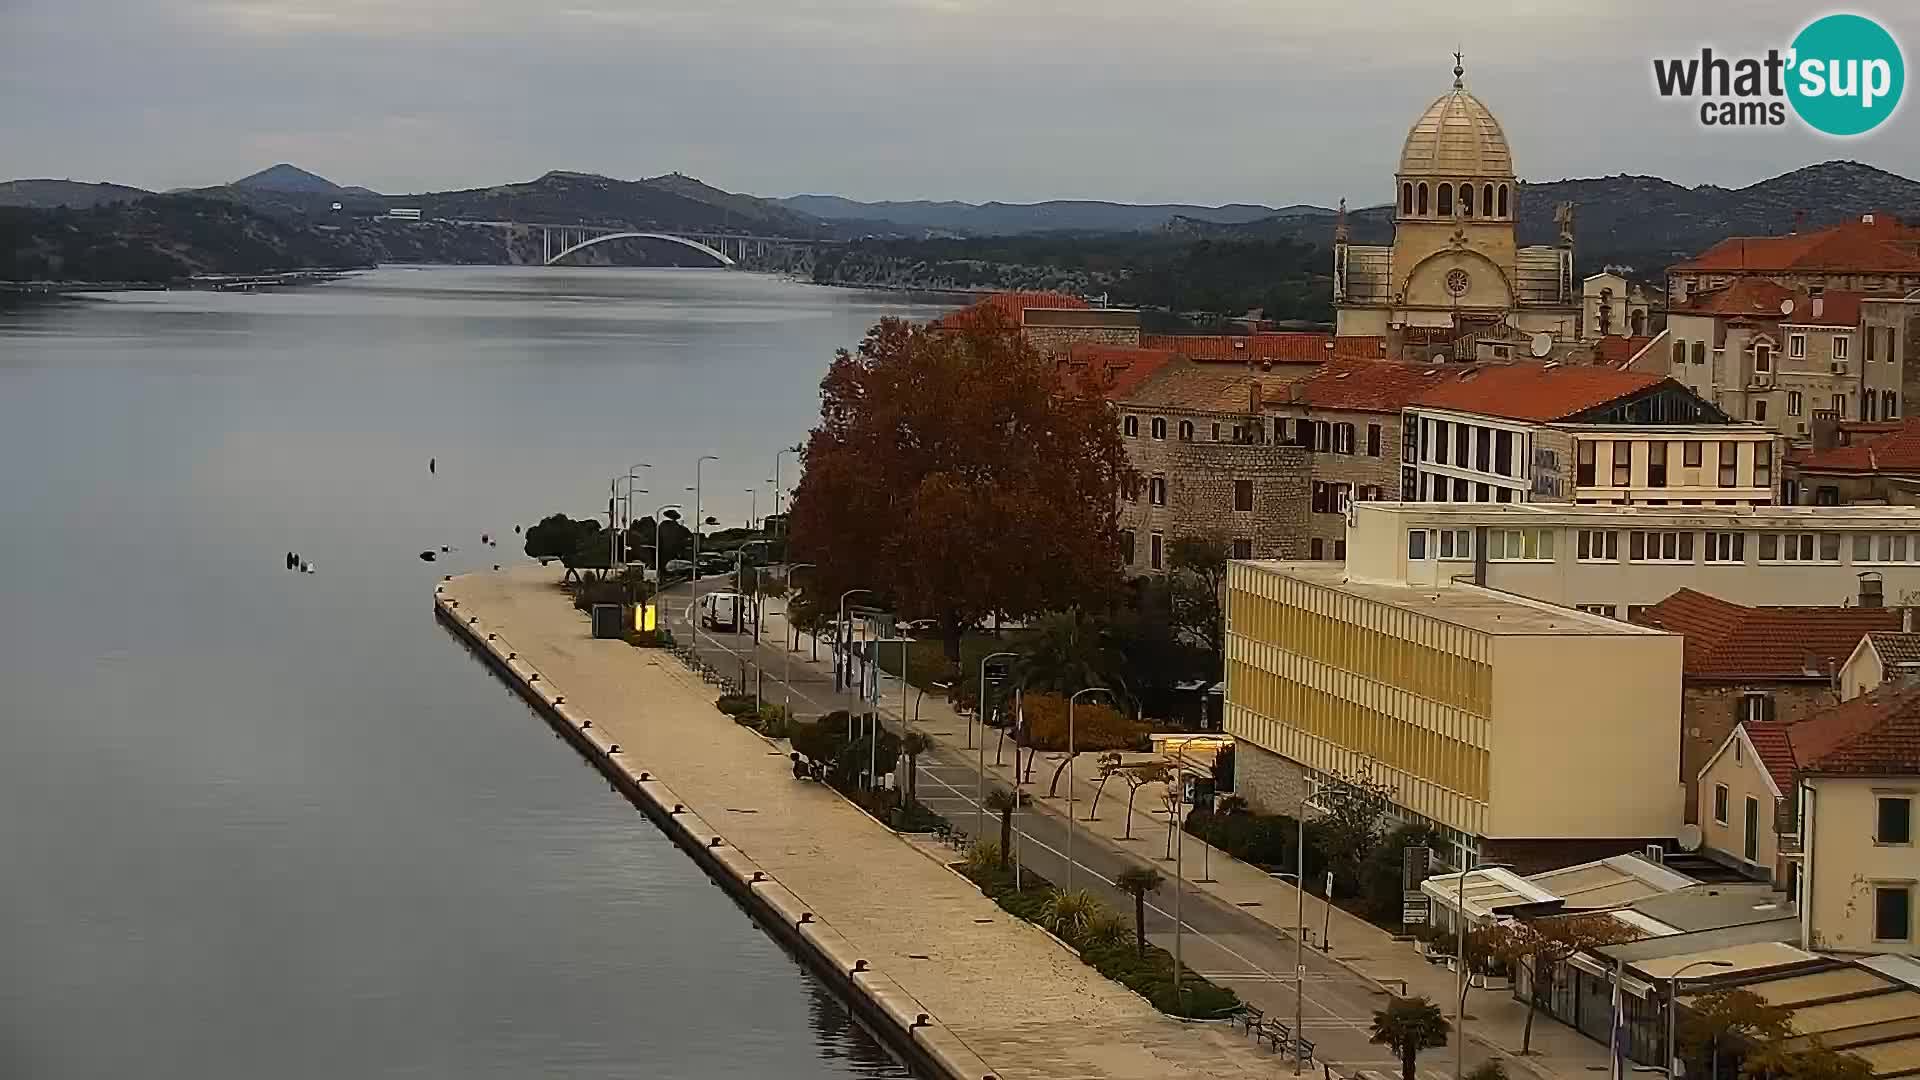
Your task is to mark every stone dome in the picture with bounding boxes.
[1398,80,1513,179]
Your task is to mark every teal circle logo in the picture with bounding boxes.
[1788,13,1905,136]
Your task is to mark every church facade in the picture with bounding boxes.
[1334,59,1581,360]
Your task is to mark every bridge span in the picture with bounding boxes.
[447,219,834,268]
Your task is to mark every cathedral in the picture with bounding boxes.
[1333,57,1582,360]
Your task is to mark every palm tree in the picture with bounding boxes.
[1370,996,1450,1080]
[1115,866,1165,959]
[1014,609,1132,707]
[900,731,932,809]
[984,787,1018,870]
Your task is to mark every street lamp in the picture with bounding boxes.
[774,443,799,536]
[1453,854,1513,1080]
[745,488,758,531]
[975,651,1017,841]
[1065,687,1113,893]
[653,502,683,615]
[782,563,816,719]
[693,453,719,602]
[1667,960,1734,1078]
[838,588,874,780]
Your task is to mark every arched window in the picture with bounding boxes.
[1123,415,1138,437]
[1482,184,1494,217]
[1865,392,1878,421]
[1438,184,1453,216]
[1461,184,1474,217]
[1886,390,1899,418]
[1497,184,1509,217]
[1401,183,1413,215]
[1417,183,1429,215]
[1178,419,1194,442]
[1150,417,1166,440]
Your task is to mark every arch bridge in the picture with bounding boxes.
[540,226,737,267]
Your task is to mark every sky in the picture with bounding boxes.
[3,0,1918,207]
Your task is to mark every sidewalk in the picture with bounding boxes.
[766,612,1614,1080]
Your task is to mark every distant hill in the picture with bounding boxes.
[230,163,373,195]
[772,194,1324,235]
[1,194,368,282]
[403,170,827,235]
[0,179,152,209]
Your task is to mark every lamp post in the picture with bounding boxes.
[745,488,758,531]
[838,588,873,781]
[1453,854,1513,1080]
[1268,868,1310,1072]
[975,651,1017,841]
[774,444,798,534]
[653,502,682,619]
[783,563,815,720]
[1065,687,1112,893]
[1667,961,1734,1078]
[693,452,718,602]
[624,463,652,559]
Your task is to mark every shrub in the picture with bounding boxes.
[1082,909,1131,951]
[1021,692,1150,753]
[715,693,757,716]
[1467,1062,1509,1080]
[624,627,675,648]
[1042,889,1108,943]
[962,841,1004,879]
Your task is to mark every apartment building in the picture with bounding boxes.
[1666,214,1920,306]
[1344,502,1920,613]
[1399,363,1780,506]
[1786,417,1920,506]
[1225,558,1683,870]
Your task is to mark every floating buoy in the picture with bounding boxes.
[419,551,437,562]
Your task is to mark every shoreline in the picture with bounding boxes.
[432,590,998,1080]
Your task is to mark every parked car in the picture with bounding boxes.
[700,591,746,632]
[664,558,694,579]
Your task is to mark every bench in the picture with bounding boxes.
[1296,1037,1316,1065]
[1259,1020,1290,1053]
[1239,1005,1265,1035]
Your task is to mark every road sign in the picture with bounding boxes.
[1403,895,1431,925]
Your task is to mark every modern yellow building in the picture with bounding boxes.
[1225,559,1684,869]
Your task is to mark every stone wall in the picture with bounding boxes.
[1680,681,1840,823]
[1266,406,1403,558]
[1231,737,1313,817]
[1024,324,1141,355]
[1117,408,1310,574]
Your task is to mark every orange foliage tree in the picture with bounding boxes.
[1019,691,1148,796]
[787,312,1130,663]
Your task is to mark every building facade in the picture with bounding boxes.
[1666,214,1920,306]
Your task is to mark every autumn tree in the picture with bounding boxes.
[1018,692,1146,796]
[1477,914,1643,1054]
[1679,989,1793,1080]
[1743,1040,1874,1080]
[786,312,1129,663]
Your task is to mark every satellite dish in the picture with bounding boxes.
[1430,352,1448,364]
[1780,299,1795,316]
[1677,823,1704,852]
[1530,332,1554,358]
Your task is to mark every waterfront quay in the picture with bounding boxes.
[437,565,1290,1080]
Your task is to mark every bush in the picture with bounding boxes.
[1467,1062,1509,1080]
[1360,823,1450,924]
[1021,692,1149,753]
[624,627,676,649]
[715,693,757,716]
[1184,802,1325,875]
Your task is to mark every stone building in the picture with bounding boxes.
[934,291,1142,353]
[1333,55,1581,356]
[1666,213,1920,306]
[1115,359,1312,573]
[1786,417,1920,506]
[1630,588,1900,824]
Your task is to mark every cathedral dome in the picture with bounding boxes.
[1398,64,1513,179]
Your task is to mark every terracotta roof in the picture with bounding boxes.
[1673,277,1865,327]
[935,291,1089,329]
[1784,680,1920,777]
[1631,588,1899,680]
[1122,358,1303,412]
[1269,358,1460,413]
[1411,363,1669,422]
[1743,722,1800,794]
[1792,418,1920,475]
[1671,216,1920,275]
[1056,343,1176,400]
[1867,631,1920,668]
[1592,335,1656,368]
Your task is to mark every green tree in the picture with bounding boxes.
[1370,996,1451,1080]
[1088,751,1125,819]
[1313,763,1397,896]
[984,787,1018,870]
[900,731,933,809]
[1168,533,1230,657]
[787,313,1129,663]
[1014,609,1134,707]
[1679,989,1793,1080]
[525,513,600,561]
[1120,761,1170,840]
[1361,823,1449,924]
[1115,866,1165,958]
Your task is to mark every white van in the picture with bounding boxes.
[699,591,745,633]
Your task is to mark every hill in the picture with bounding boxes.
[0,195,369,282]
[404,170,827,235]
[0,179,153,209]
[774,194,1319,235]
[230,163,371,195]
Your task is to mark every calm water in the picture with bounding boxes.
[0,267,949,1078]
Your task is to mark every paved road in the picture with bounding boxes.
[656,577,1509,1079]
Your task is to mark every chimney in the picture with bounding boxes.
[1860,572,1885,608]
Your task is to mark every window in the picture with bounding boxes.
[1789,391,1803,416]
[1720,442,1739,486]
[1149,476,1166,506]
[1120,530,1135,564]
[1149,532,1163,570]
[1834,335,1850,360]
[1482,184,1494,218]
[1613,441,1632,486]
[1497,184,1509,217]
[1755,443,1772,487]
[1456,425,1470,467]
[1314,420,1332,452]
[1875,885,1912,942]
[1332,483,1352,513]
[1745,797,1760,861]
[1334,539,1346,561]
[1401,183,1413,215]
[1692,342,1707,365]
[1577,442,1596,486]
[1309,538,1325,560]
[1753,400,1768,422]
[1834,393,1849,419]
[1274,417,1289,443]
[1888,391,1900,419]
[1408,529,1428,560]
[1714,784,1730,825]
[1864,533,1918,563]
[1438,184,1453,215]
[1577,604,1618,618]
[1626,604,1653,623]
[1436,528,1472,560]
[1454,478,1469,502]
[1151,417,1166,440]
[1475,429,1491,472]
[1789,334,1807,359]
[1740,693,1775,723]
[1672,339,1687,366]
[1759,532,1833,562]
[1755,342,1773,372]
[1648,442,1668,487]
[1211,422,1221,441]
[1494,430,1513,477]
[1680,441,1701,469]
[1879,797,1913,845]
[1416,183,1429,216]
[1124,415,1139,437]
[1434,420,1449,464]
[1234,479,1254,512]
[1334,423,1356,455]
[1178,419,1194,441]
[1706,531,1746,562]
[1629,530,1695,562]
[1485,528,1554,561]
[1367,424,1382,457]
[1231,538,1253,560]
[1577,529,1619,561]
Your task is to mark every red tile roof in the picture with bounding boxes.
[935,291,1090,329]
[1056,343,1176,400]
[1791,417,1920,475]
[1632,588,1900,680]
[1673,277,1865,327]
[1671,215,1920,274]
[1412,363,1669,422]
[1592,335,1657,369]
[1269,358,1461,413]
[1779,681,1920,777]
[1141,332,1330,363]
[1743,722,1800,794]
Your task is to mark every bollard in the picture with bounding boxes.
[608,744,620,753]
[852,959,868,973]
[670,804,686,814]
[799,912,815,924]
[750,871,766,883]
[708,837,724,848]
[553,696,565,705]
[581,720,591,729]
[912,1014,930,1028]
[638,772,652,781]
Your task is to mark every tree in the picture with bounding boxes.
[786,313,1129,664]
[1115,866,1164,958]
[1017,692,1145,796]
[900,731,933,809]
[1313,763,1397,895]
[1478,914,1643,1054]
[1370,996,1450,1080]
[984,787,1018,870]
[1168,533,1230,657]
[1361,823,1449,925]
[1679,989,1793,1080]
[1743,1040,1874,1080]
[1089,752,1125,819]
[1120,761,1170,841]
[1014,609,1134,707]
[525,513,601,562]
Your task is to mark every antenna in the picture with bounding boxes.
[1530,332,1553,358]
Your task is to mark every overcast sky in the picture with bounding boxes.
[2,0,1916,206]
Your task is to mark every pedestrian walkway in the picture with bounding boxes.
[444,567,1298,1080]
[756,610,1616,1080]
